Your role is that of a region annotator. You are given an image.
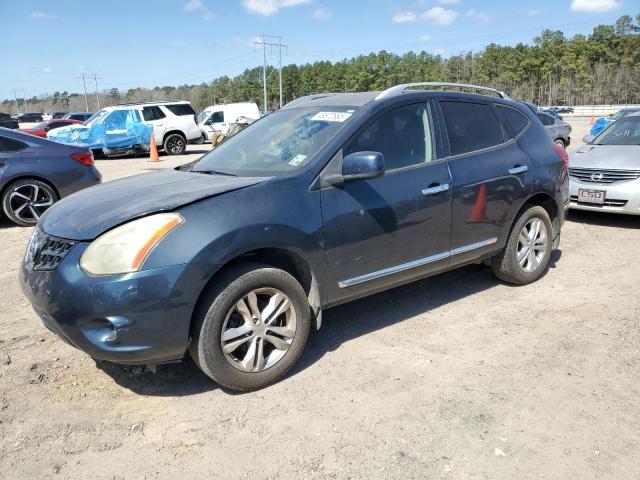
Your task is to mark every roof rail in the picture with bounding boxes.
[114,100,188,107]
[375,82,508,101]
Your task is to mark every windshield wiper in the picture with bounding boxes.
[194,169,237,177]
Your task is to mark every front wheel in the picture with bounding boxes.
[491,205,553,285]
[163,133,186,155]
[190,263,311,391]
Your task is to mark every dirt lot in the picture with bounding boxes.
[1,122,639,479]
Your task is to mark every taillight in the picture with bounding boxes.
[71,152,94,166]
[553,144,569,168]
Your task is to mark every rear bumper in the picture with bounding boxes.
[19,242,201,365]
[569,177,640,215]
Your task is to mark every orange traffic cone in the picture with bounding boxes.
[469,184,487,222]
[590,114,595,125]
[148,134,159,162]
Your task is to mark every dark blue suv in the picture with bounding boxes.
[20,83,569,391]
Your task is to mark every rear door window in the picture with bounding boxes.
[495,105,530,138]
[164,104,196,116]
[440,101,504,156]
[142,106,166,121]
[345,103,435,171]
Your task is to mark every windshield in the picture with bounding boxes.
[85,110,109,126]
[197,111,210,124]
[191,106,357,176]
[593,116,640,145]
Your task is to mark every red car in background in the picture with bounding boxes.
[20,119,83,138]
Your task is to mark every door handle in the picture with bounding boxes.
[509,165,528,175]
[422,183,450,196]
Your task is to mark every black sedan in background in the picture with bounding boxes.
[0,128,101,226]
[16,113,44,123]
[0,113,19,129]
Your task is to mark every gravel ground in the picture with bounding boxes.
[1,121,639,479]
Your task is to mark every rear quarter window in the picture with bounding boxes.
[0,136,28,152]
[495,105,531,138]
[440,101,504,156]
[164,104,196,116]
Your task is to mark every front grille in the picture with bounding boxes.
[570,195,628,207]
[568,167,640,184]
[32,234,77,271]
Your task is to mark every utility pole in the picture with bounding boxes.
[12,89,20,114]
[90,74,101,109]
[22,89,28,112]
[252,35,287,112]
[77,74,90,112]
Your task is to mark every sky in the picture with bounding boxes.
[0,0,636,101]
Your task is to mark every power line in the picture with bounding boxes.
[253,35,288,111]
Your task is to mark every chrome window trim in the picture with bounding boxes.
[338,237,498,288]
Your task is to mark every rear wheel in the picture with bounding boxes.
[2,179,58,227]
[190,263,311,391]
[491,205,553,285]
[163,133,186,155]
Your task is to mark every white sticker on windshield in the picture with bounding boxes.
[289,154,308,166]
[310,111,352,123]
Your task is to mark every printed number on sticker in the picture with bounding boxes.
[310,112,352,123]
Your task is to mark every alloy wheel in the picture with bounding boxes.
[221,288,297,373]
[8,183,54,224]
[517,218,548,273]
[167,137,185,154]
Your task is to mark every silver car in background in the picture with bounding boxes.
[537,110,572,148]
[569,112,640,215]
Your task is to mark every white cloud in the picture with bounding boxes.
[29,11,58,20]
[526,8,544,16]
[184,1,214,20]
[242,0,312,16]
[570,0,622,12]
[466,9,492,23]
[420,34,431,42]
[437,0,460,4]
[184,0,205,11]
[393,7,458,26]
[312,7,332,21]
[392,11,419,23]
[43,67,52,73]
[422,7,459,26]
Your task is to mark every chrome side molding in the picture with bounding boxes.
[338,237,498,288]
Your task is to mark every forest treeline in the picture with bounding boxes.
[2,14,639,114]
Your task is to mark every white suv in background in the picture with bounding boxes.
[136,101,202,155]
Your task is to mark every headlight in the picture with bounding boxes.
[80,213,183,275]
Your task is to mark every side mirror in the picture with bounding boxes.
[327,151,385,186]
[582,134,594,144]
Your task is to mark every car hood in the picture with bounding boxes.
[570,145,640,170]
[40,169,267,241]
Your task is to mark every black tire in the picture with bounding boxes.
[190,262,311,391]
[2,178,58,227]
[163,133,186,155]
[554,138,565,148]
[491,205,553,285]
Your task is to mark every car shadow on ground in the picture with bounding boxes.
[567,210,639,229]
[98,261,544,396]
